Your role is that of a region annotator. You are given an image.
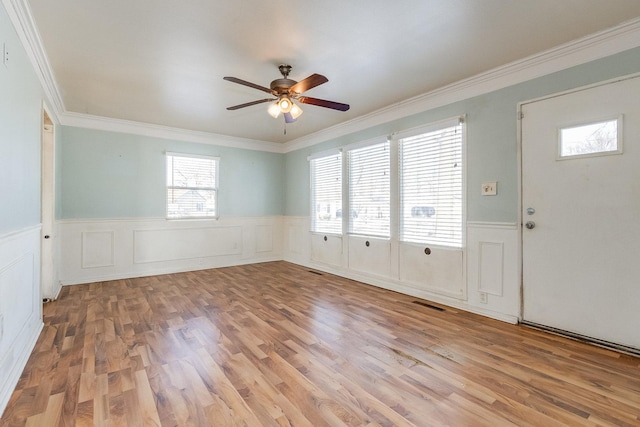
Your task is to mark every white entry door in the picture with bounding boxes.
[521,75,640,351]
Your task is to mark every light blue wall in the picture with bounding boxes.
[0,6,44,235]
[58,127,285,218]
[50,47,640,222]
[284,47,640,222]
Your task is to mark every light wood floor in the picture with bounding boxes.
[1,262,639,426]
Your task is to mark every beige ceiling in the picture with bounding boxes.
[27,0,640,143]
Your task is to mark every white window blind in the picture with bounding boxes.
[399,122,463,247]
[310,152,343,234]
[348,141,390,237]
[166,153,219,219]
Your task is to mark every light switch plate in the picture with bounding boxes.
[481,181,497,196]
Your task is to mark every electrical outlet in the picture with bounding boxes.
[3,43,8,67]
[481,181,497,196]
[479,292,488,304]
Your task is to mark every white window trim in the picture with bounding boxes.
[310,151,343,235]
[306,115,466,247]
[346,138,392,238]
[166,152,220,220]
[397,116,466,247]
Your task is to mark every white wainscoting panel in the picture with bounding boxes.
[0,226,43,417]
[348,236,391,278]
[255,225,273,253]
[134,226,242,263]
[478,241,504,296]
[58,217,283,285]
[81,230,115,268]
[310,233,343,268]
[467,222,520,319]
[282,216,310,264]
[399,243,465,299]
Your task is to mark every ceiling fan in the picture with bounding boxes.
[224,64,349,124]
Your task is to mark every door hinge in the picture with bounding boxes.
[518,111,524,120]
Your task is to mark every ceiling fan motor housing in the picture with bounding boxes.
[270,78,297,95]
[271,64,297,96]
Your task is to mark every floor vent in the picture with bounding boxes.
[307,270,323,275]
[412,301,445,311]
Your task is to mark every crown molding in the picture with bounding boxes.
[3,0,64,123]
[282,17,640,153]
[60,112,284,153]
[6,0,640,154]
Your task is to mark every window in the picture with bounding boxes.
[310,151,342,234]
[166,153,219,219]
[559,118,621,159]
[348,140,390,237]
[399,120,463,247]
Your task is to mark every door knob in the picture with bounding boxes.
[525,221,535,230]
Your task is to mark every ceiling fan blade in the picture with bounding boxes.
[226,98,275,110]
[298,96,350,111]
[284,112,296,123]
[223,76,275,95]
[290,74,328,94]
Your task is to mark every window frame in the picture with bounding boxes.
[166,152,220,220]
[396,117,465,248]
[557,115,623,160]
[309,149,343,235]
[346,137,391,239]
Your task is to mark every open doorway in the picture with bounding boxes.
[41,106,58,302]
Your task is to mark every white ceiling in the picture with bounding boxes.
[26,0,640,144]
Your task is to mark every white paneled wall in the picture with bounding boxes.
[58,217,283,285]
[466,222,520,320]
[348,236,392,278]
[398,243,465,299]
[0,226,43,413]
[284,216,520,323]
[283,217,311,265]
[310,233,343,268]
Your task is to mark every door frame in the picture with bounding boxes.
[516,72,640,351]
[40,102,58,302]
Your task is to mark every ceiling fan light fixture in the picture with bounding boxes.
[289,102,303,119]
[267,102,281,118]
[278,97,292,113]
